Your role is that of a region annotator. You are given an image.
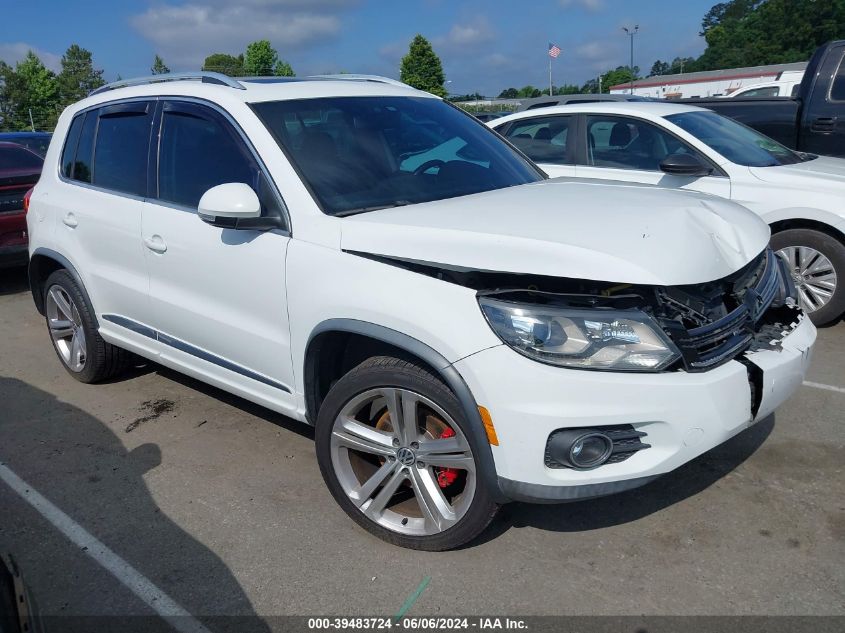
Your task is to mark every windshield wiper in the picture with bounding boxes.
[334,200,413,217]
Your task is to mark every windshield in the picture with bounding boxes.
[665,110,806,167]
[252,96,542,215]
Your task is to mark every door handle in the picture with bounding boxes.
[811,117,835,132]
[143,235,167,254]
[62,212,78,228]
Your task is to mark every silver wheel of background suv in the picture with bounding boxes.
[329,387,477,537]
[45,284,87,372]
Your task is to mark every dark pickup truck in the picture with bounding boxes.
[685,41,845,157]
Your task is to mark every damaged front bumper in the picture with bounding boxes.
[454,311,816,504]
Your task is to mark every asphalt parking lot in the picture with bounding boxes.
[1,264,843,625]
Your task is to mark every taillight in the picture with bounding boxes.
[23,187,34,214]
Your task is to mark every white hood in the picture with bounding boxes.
[751,155,845,190]
[341,178,770,286]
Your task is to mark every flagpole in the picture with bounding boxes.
[549,55,552,96]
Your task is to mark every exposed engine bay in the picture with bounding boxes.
[351,247,804,372]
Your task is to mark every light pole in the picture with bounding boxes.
[622,25,639,95]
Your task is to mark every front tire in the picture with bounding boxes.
[43,270,131,383]
[772,228,845,326]
[315,356,498,550]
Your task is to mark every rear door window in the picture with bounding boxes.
[91,102,152,196]
[501,115,573,164]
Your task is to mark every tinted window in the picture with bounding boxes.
[735,86,779,97]
[586,115,700,171]
[831,54,845,101]
[73,112,96,183]
[253,97,541,216]
[501,115,572,164]
[158,107,259,208]
[0,145,43,170]
[92,108,151,196]
[61,115,85,178]
[666,110,805,166]
[10,135,51,156]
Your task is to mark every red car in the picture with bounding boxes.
[0,141,43,268]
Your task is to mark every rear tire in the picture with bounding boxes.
[771,228,845,326]
[315,356,499,550]
[43,269,131,383]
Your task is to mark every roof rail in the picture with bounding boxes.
[90,71,245,96]
[306,74,410,88]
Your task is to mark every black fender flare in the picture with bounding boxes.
[305,318,506,503]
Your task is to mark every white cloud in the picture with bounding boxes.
[483,53,515,70]
[130,1,354,68]
[559,0,604,11]
[0,42,62,72]
[445,18,495,46]
[434,16,496,51]
[378,41,406,64]
[576,41,608,61]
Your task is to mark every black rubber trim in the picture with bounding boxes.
[101,313,291,393]
[306,318,507,503]
[100,314,157,338]
[28,248,90,319]
[498,474,660,504]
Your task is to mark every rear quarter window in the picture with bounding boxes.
[60,114,85,178]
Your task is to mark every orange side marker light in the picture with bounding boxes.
[478,406,499,446]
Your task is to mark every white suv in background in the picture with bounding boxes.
[27,73,815,550]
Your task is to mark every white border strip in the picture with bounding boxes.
[803,381,845,394]
[0,463,212,633]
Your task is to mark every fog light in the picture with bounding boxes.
[547,430,613,470]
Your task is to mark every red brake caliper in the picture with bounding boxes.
[435,427,460,488]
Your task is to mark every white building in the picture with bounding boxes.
[609,61,807,99]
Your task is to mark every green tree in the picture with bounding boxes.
[1,52,59,130]
[695,0,845,70]
[57,45,105,107]
[0,61,15,129]
[274,59,295,77]
[649,60,671,76]
[151,54,170,75]
[600,66,639,92]
[670,56,697,74]
[244,40,279,76]
[399,35,447,97]
[497,87,518,99]
[553,84,581,95]
[516,85,543,98]
[202,53,244,76]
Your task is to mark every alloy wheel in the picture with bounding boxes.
[329,387,477,536]
[45,284,87,372]
[777,245,837,313]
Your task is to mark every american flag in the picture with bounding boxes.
[548,43,561,58]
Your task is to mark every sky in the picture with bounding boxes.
[0,0,717,96]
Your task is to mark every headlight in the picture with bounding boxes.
[479,297,682,371]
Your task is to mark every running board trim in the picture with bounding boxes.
[101,314,291,393]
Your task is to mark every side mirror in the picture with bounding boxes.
[659,153,713,177]
[198,183,261,228]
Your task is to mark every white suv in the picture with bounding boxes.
[27,72,816,550]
